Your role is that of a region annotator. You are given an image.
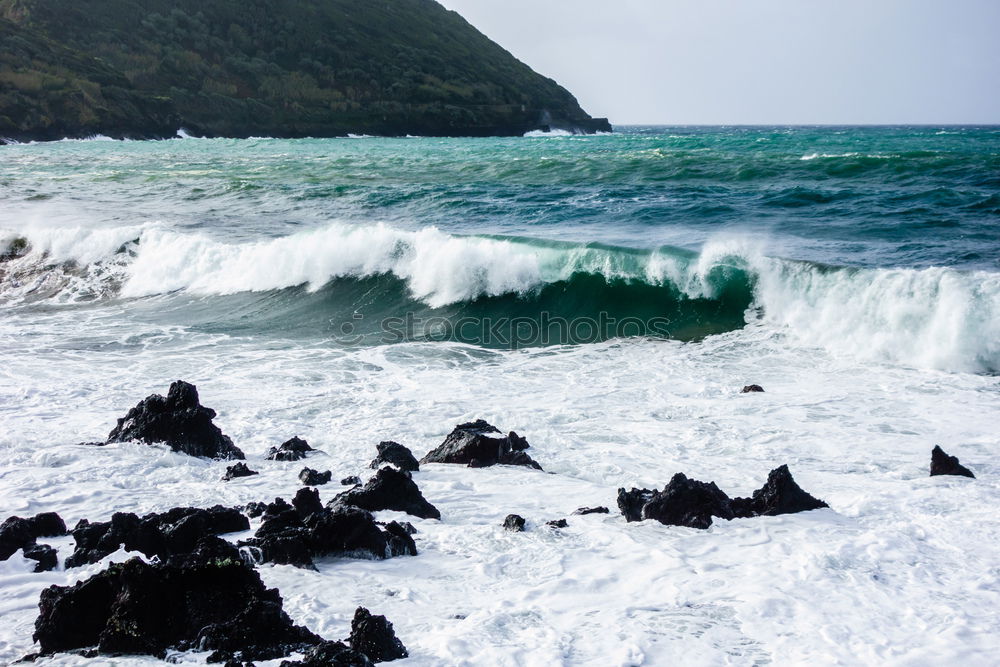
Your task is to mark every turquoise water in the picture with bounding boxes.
[1,126,999,368]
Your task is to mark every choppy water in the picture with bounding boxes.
[1,127,999,665]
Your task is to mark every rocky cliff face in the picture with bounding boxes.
[0,0,610,142]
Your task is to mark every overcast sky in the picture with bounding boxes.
[437,0,1000,125]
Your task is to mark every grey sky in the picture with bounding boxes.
[437,0,1000,124]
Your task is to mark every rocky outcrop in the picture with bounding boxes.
[502,514,526,532]
[348,607,408,662]
[341,476,362,486]
[573,506,609,516]
[741,385,765,393]
[279,641,372,666]
[420,420,542,470]
[546,519,568,529]
[930,445,975,478]
[1,512,67,561]
[332,468,440,520]
[267,437,314,462]
[619,466,827,529]
[223,462,259,481]
[24,544,58,572]
[105,381,244,460]
[239,498,416,570]
[33,538,321,661]
[370,441,419,472]
[64,506,249,568]
[730,465,829,517]
[299,468,333,486]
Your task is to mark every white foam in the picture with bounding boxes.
[523,129,575,138]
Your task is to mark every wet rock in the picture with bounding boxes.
[341,476,362,486]
[370,441,419,472]
[641,473,735,529]
[243,502,268,519]
[33,540,321,660]
[106,381,245,460]
[1,513,68,561]
[28,513,67,538]
[348,607,408,662]
[930,445,975,478]
[731,465,829,517]
[266,437,314,462]
[420,420,541,470]
[279,640,373,666]
[239,502,417,570]
[741,384,765,393]
[573,506,609,515]
[299,468,333,486]
[64,506,249,568]
[502,514,525,532]
[293,488,324,519]
[332,467,440,520]
[616,488,656,523]
[546,519,568,529]
[24,544,58,572]
[224,463,259,482]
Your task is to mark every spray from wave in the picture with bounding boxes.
[1,223,998,372]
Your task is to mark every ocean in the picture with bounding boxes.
[1,126,999,664]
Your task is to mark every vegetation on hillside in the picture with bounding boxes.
[0,0,609,141]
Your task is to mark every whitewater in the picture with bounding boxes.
[1,126,999,665]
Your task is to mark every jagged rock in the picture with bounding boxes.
[641,473,735,529]
[299,468,333,486]
[573,506,609,515]
[24,544,58,572]
[419,420,542,470]
[279,641,372,666]
[224,463,259,482]
[341,476,362,486]
[105,381,244,460]
[502,514,526,532]
[741,384,765,393]
[369,441,419,472]
[293,488,324,519]
[332,467,440,520]
[243,502,268,519]
[731,465,829,517]
[930,445,975,478]
[616,488,657,523]
[33,539,321,660]
[348,607,408,662]
[380,521,417,535]
[239,502,417,570]
[64,506,249,568]
[1,512,68,560]
[546,519,568,529]
[266,437,314,462]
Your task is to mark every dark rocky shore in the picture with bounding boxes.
[1,380,980,663]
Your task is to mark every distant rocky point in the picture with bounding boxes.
[0,0,610,143]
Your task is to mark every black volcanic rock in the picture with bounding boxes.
[546,519,568,529]
[224,463,259,481]
[239,500,416,570]
[420,420,542,470]
[267,437,314,462]
[616,488,657,523]
[28,513,67,538]
[299,468,333,486]
[341,476,362,486]
[1,512,68,561]
[503,514,526,532]
[279,641,372,667]
[24,544,58,572]
[293,488,324,519]
[64,506,249,568]
[333,467,440,520]
[731,465,829,518]
[573,506,609,516]
[243,502,268,519]
[641,474,735,529]
[32,542,321,660]
[741,385,765,393]
[348,607,408,662]
[105,381,244,460]
[930,445,975,478]
[370,441,419,472]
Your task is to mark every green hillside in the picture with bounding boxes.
[0,0,610,141]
